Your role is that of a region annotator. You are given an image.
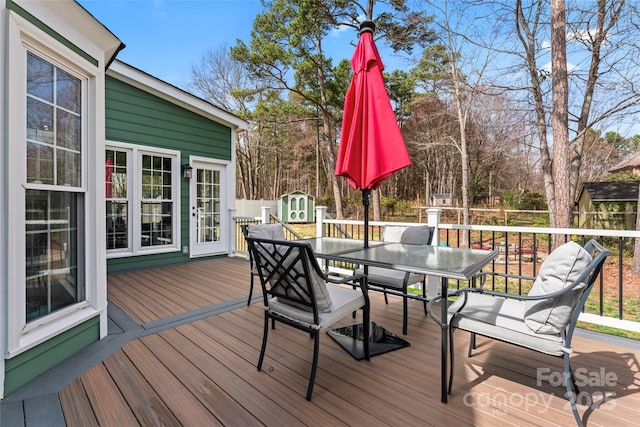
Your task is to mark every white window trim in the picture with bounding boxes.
[106,141,181,258]
[5,12,104,356]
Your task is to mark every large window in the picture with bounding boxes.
[105,144,179,256]
[141,154,174,247]
[25,53,83,322]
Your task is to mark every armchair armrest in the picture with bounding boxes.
[326,272,364,285]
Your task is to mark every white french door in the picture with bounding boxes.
[189,160,227,256]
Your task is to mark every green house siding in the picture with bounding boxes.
[105,76,232,157]
[4,316,99,395]
[105,76,233,273]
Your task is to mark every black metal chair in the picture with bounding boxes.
[241,223,285,305]
[246,236,370,400]
[356,225,434,335]
[428,239,611,427]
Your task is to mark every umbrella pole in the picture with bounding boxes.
[362,188,370,248]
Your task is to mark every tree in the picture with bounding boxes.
[230,0,435,218]
[512,0,640,231]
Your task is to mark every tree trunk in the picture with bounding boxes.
[550,0,572,241]
[372,188,381,221]
[633,183,640,276]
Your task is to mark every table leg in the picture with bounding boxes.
[440,276,448,403]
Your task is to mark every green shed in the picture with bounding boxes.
[278,191,315,223]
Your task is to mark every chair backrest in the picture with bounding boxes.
[524,239,611,338]
[241,223,286,268]
[243,223,285,240]
[382,225,434,245]
[245,237,333,315]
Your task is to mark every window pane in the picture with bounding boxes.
[26,98,54,143]
[56,68,81,113]
[106,201,128,250]
[56,150,80,187]
[141,201,173,246]
[27,53,82,187]
[27,53,53,102]
[56,109,81,150]
[25,190,81,322]
[27,142,54,184]
[106,149,129,251]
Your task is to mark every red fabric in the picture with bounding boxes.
[335,31,411,190]
[105,159,113,198]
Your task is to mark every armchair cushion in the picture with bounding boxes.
[400,225,433,245]
[357,225,431,289]
[269,284,365,329]
[358,266,425,289]
[524,241,593,334]
[449,292,565,356]
[381,225,407,243]
[248,223,285,240]
[268,244,333,312]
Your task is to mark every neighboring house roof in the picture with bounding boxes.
[106,60,249,131]
[608,151,640,175]
[579,181,640,202]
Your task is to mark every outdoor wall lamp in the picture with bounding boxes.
[182,164,193,180]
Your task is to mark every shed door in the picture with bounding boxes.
[289,195,306,221]
[190,160,226,256]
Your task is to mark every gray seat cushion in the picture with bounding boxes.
[449,292,565,356]
[355,266,424,289]
[524,241,592,334]
[269,284,365,329]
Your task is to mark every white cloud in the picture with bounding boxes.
[541,61,579,73]
[330,14,366,37]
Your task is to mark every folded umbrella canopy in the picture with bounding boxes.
[335,20,411,246]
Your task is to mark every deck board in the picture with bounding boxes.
[55,256,640,426]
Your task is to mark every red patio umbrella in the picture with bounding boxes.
[335,21,411,247]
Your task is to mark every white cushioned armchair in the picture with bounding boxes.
[427,239,611,427]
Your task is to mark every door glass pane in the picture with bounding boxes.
[196,167,221,243]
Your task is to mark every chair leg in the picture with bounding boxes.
[257,313,270,372]
[384,292,389,305]
[402,294,408,335]
[306,330,320,400]
[247,274,254,306]
[468,333,476,358]
[362,306,370,361]
[448,325,456,395]
[422,279,428,314]
[564,353,584,427]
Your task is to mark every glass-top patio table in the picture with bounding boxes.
[303,237,498,404]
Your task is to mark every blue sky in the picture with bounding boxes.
[78,0,404,91]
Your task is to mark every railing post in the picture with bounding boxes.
[426,208,442,297]
[229,208,237,257]
[316,206,327,237]
[260,206,271,224]
[427,208,441,247]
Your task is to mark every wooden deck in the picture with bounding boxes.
[54,257,640,426]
